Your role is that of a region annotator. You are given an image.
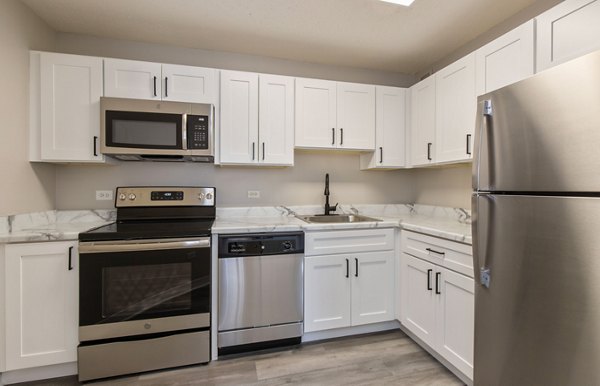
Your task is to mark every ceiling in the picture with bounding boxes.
[23,0,539,75]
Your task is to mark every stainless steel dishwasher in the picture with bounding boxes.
[218,232,304,354]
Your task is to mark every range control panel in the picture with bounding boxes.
[219,232,305,258]
[115,187,215,207]
[187,115,210,150]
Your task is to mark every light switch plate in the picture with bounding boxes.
[247,190,260,199]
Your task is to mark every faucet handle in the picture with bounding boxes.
[332,203,339,211]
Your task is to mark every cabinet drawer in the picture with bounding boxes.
[305,228,394,256]
[401,231,472,277]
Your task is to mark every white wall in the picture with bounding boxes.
[55,152,415,209]
[412,164,472,209]
[0,0,56,216]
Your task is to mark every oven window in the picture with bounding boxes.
[112,120,178,147]
[102,262,192,320]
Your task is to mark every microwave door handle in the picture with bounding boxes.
[182,114,188,150]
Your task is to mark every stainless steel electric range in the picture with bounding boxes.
[77,186,215,382]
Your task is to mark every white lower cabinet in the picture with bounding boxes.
[400,232,474,380]
[304,229,395,333]
[4,241,79,371]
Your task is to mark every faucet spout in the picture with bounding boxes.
[323,173,337,215]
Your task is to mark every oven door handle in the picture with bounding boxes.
[79,237,211,254]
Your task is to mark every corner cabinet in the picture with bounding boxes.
[360,86,407,169]
[399,231,474,380]
[434,53,476,164]
[3,241,79,371]
[304,229,395,332]
[295,79,375,151]
[104,58,217,103]
[536,0,600,72]
[475,20,535,95]
[219,71,294,166]
[30,52,105,163]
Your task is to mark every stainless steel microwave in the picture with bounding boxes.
[100,97,214,162]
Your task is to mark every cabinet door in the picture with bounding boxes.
[409,76,436,166]
[337,82,375,150]
[351,251,394,326]
[294,78,337,149]
[39,53,103,162]
[536,0,600,72]
[378,86,406,167]
[104,58,161,100]
[4,242,78,370]
[304,255,351,332]
[435,53,476,163]
[162,64,217,103]
[476,20,534,95]
[219,70,259,164]
[435,268,474,379]
[400,254,436,347]
[259,74,294,165]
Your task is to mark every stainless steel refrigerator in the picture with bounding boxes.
[472,50,600,386]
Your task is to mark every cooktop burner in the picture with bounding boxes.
[79,219,214,242]
[79,186,216,242]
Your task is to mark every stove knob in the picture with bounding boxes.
[282,241,293,250]
[118,193,127,201]
[128,193,136,201]
[198,192,205,200]
[205,192,213,200]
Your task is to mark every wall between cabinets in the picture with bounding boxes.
[55,152,416,209]
[412,163,471,209]
[0,0,56,216]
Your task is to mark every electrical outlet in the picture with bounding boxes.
[247,190,260,199]
[96,190,114,201]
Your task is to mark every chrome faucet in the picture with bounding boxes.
[324,173,338,215]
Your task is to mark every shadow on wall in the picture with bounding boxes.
[55,152,419,210]
[412,163,472,209]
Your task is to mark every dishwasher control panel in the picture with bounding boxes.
[219,232,304,257]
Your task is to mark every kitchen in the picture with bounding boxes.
[0,0,598,383]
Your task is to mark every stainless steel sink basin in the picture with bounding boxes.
[298,214,382,223]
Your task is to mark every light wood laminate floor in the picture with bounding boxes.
[20,330,464,386]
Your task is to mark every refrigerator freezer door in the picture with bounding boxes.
[472,194,600,386]
[473,50,600,193]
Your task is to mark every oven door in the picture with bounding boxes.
[78,237,210,342]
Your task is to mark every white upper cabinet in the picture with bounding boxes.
[435,53,476,164]
[360,86,407,169]
[259,74,295,165]
[4,241,79,371]
[295,78,337,149]
[31,52,105,163]
[536,0,600,72]
[104,59,217,103]
[161,64,217,104]
[409,76,436,166]
[104,58,162,100]
[336,82,376,150]
[219,70,259,164]
[220,71,294,166]
[476,20,535,95]
[295,78,375,150]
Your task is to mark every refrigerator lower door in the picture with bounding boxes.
[472,194,600,386]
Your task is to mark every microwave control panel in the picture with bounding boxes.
[187,115,210,149]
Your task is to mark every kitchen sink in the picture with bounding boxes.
[298,214,382,223]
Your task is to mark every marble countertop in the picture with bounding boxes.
[0,210,114,244]
[0,204,472,245]
[213,204,472,244]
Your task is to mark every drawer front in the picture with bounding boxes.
[305,228,394,256]
[401,231,473,277]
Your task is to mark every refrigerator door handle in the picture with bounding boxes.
[473,99,494,191]
[473,193,494,288]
